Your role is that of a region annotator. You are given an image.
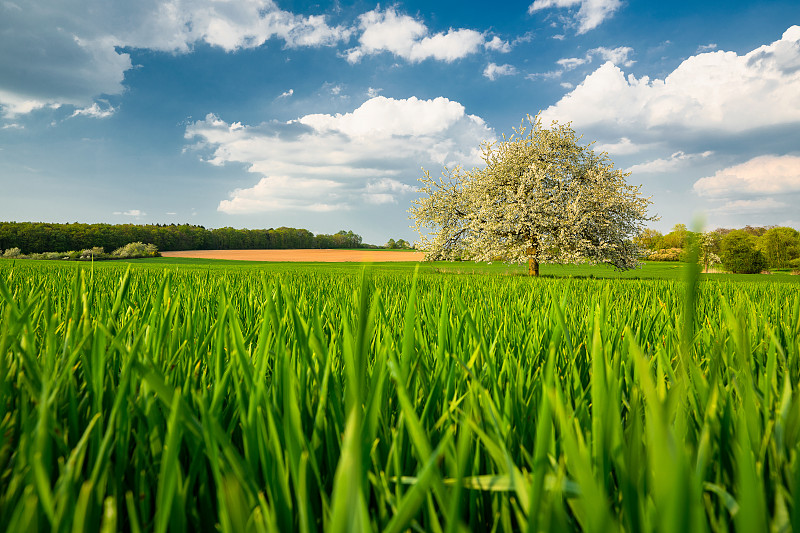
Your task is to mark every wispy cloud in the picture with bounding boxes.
[531,45,634,79]
[711,198,788,214]
[70,102,116,119]
[529,0,622,34]
[113,209,146,217]
[593,137,651,156]
[483,63,517,81]
[557,57,589,70]
[629,150,713,173]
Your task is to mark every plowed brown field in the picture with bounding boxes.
[160,249,425,262]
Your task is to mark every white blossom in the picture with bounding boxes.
[410,115,656,274]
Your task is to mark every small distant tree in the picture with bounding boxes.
[720,230,767,274]
[634,228,663,251]
[698,231,722,272]
[661,224,689,249]
[385,238,396,249]
[410,115,657,275]
[80,247,105,259]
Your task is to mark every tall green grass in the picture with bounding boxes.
[0,261,799,531]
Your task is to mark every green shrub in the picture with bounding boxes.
[2,247,22,258]
[111,242,159,258]
[79,247,106,260]
[720,230,768,273]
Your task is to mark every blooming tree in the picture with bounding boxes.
[698,231,722,272]
[410,115,656,275]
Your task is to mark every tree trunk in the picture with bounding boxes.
[526,246,539,276]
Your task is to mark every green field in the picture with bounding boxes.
[1,258,799,531]
[70,256,800,282]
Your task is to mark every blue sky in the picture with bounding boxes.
[1,0,799,245]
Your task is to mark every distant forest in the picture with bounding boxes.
[0,222,368,254]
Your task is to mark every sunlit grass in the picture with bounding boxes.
[1,259,798,531]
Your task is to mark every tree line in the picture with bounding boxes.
[0,222,369,254]
[635,224,800,273]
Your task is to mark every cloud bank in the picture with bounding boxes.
[692,155,800,218]
[693,155,800,197]
[541,26,800,134]
[0,0,349,117]
[185,96,493,213]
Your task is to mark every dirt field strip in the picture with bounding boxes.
[160,249,426,262]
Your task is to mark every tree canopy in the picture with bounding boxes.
[720,230,768,274]
[410,115,656,275]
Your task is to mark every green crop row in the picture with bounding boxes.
[1,261,799,532]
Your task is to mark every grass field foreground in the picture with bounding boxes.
[1,259,799,531]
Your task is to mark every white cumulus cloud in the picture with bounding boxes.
[693,155,800,197]
[484,36,512,53]
[541,26,800,133]
[185,96,493,213]
[528,0,622,34]
[219,176,348,213]
[344,7,489,63]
